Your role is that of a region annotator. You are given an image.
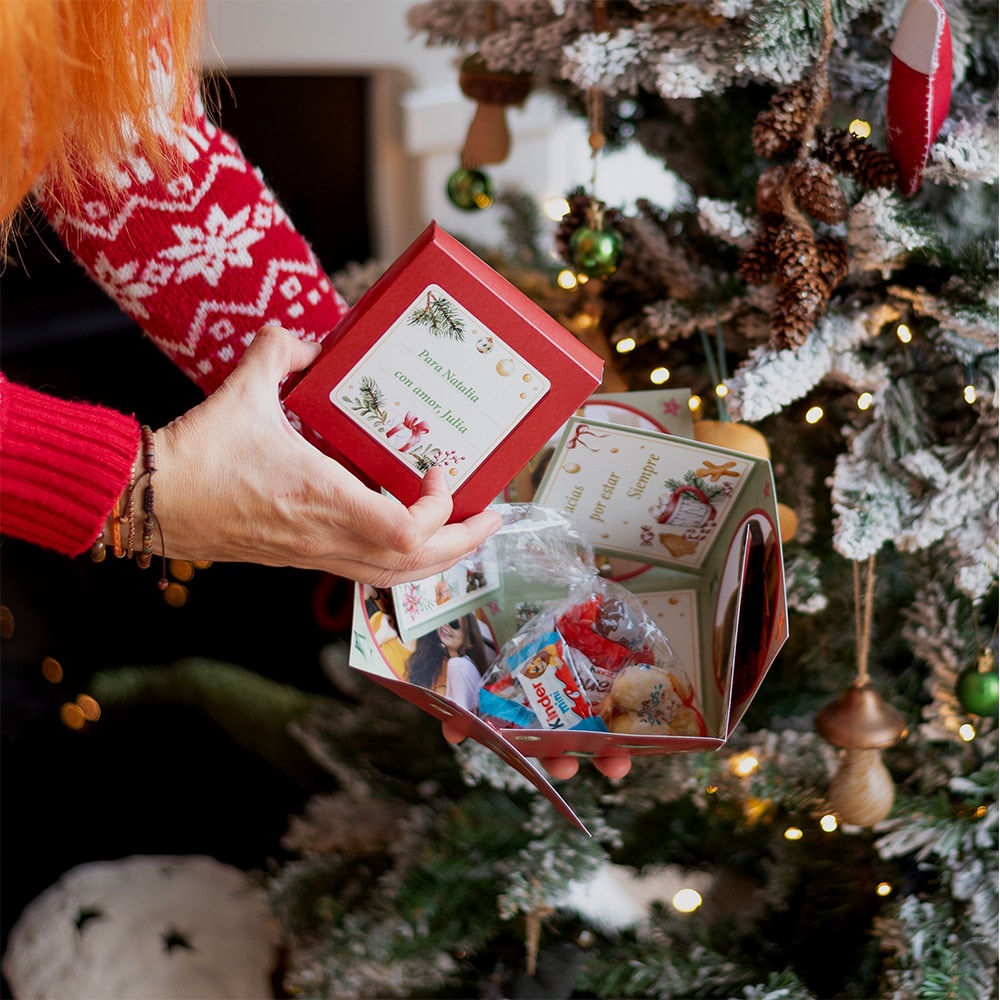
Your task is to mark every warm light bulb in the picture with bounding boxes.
[849,119,872,139]
[975,805,987,818]
[784,826,804,841]
[715,383,729,399]
[170,559,195,582]
[76,694,101,722]
[615,337,637,354]
[963,384,977,404]
[544,197,571,221]
[805,406,824,424]
[60,703,86,730]
[41,656,64,684]
[731,752,759,777]
[959,722,976,742]
[650,367,670,385]
[556,269,578,290]
[688,395,702,412]
[876,882,893,897]
[857,392,873,410]
[820,814,839,832]
[896,324,912,343]
[706,784,718,794]
[164,583,189,608]
[671,888,703,913]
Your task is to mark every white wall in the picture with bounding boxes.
[203,0,674,263]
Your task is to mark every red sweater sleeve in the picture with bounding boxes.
[34,92,349,395]
[2,88,350,556]
[0,374,139,556]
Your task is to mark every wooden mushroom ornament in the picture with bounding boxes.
[458,54,532,168]
[816,683,907,827]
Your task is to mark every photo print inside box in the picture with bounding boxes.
[390,537,501,643]
[333,283,549,487]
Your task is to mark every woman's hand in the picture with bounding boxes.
[150,326,502,585]
[440,722,632,780]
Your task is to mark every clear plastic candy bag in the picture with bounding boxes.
[478,506,706,737]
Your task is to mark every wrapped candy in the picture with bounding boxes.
[478,513,706,736]
[601,661,707,737]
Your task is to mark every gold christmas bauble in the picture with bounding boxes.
[776,502,798,542]
[693,420,771,458]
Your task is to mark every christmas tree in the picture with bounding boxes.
[260,2,998,997]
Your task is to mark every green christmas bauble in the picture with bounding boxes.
[569,224,623,279]
[446,167,494,211]
[956,652,999,717]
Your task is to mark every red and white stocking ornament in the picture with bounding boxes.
[886,0,952,196]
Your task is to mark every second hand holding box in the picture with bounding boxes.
[282,222,604,521]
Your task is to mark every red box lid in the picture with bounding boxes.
[283,222,604,521]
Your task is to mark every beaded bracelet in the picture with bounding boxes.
[135,425,169,590]
[90,427,167,589]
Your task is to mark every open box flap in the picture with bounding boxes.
[723,511,789,735]
[350,587,591,834]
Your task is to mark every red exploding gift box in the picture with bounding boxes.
[349,410,789,835]
[282,222,604,521]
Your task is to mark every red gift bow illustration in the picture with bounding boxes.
[566,423,609,452]
[386,411,430,452]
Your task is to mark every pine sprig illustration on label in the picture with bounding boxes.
[664,470,727,504]
[340,376,387,424]
[407,291,466,340]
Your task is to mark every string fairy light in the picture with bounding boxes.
[671,888,703,913]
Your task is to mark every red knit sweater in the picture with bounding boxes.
[0,96,348,556]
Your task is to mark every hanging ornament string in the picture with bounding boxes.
[853,552,877,688]
[564,0,623,281]
[586,0,608,223]
[586,85,606,229]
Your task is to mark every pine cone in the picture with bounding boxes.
[771,276,830,349]
[739,225,780,285]
[852,146,899,190]
[814,126,863,175]
[814,127,898,188]
[773,222,818,284]
[756,165,788,217]
[751,74,828,159]
[816,236,849,289]
[789,159,848,224]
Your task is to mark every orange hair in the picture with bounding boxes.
[0,0,204,242]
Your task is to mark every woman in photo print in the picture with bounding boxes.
[406,615,492,711]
